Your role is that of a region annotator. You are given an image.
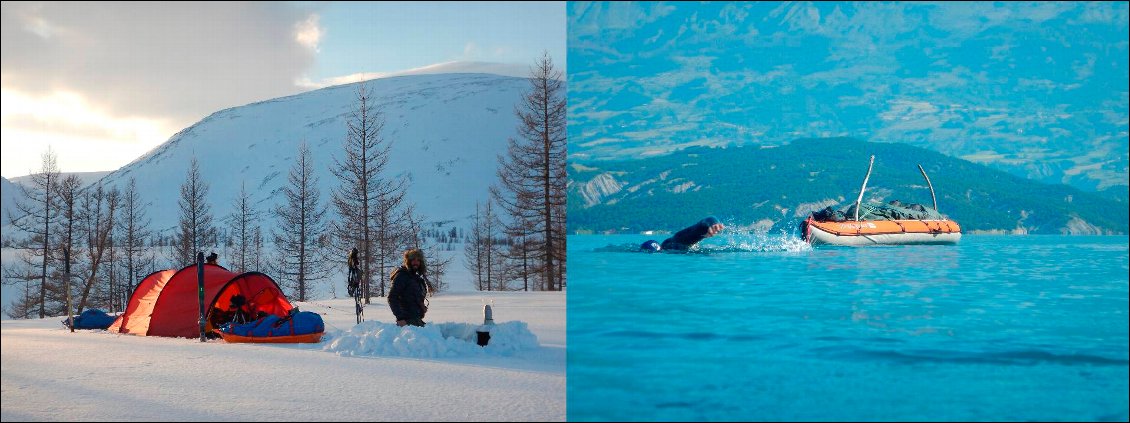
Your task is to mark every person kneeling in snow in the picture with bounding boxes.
[388,248,430,327]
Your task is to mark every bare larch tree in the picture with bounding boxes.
[6,150,62,318]
[273,142,331,302]
[75,185,118,314]
[226,181,259,273]
[332,83,408,303]
[490,52,568,291]
[117,178,154,311]
[174,158,216,265]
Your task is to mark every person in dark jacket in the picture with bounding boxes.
[347,248,361,298]
[640,216,725,252]
[388,248,430,327]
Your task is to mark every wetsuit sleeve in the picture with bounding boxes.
[663,216,719,249]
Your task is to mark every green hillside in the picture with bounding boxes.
[568,138,1128,235]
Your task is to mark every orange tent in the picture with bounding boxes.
[108,263,294,338]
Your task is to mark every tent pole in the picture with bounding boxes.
[198,252,205,342]
[66,248,74,333]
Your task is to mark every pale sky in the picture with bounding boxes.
[0,1,566,178]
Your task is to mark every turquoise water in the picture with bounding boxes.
[567,234,1129,421]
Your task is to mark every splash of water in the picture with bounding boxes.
[594,229,812,253]
[696,230,812,253]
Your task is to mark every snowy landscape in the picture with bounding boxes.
[1,289,565,421]
[1,70,567,421]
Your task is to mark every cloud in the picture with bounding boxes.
[463,41,480,57]
[295,61,534,90]
[1,89,169,143]
[1,2,318,128]
[294,13,324,52]
[1,2,322,176]
[0,87,175,176]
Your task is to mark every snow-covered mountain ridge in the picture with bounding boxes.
[93,73,529,237]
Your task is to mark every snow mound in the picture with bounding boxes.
[323,320,539,358]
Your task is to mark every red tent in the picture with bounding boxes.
[108,263,294,338]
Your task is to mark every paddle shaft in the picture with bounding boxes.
[918,164,938,212]
[854,155,875,221]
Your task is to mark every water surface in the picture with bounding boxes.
[568,234,1129,421]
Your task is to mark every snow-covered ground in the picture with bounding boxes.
[1,290,565,421]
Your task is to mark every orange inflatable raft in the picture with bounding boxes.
[802,156,963,246]
[803,216,962,246]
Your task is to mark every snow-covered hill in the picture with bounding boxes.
[0,177,16,226]
[9,171,112,189]
[95,73,528,239]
